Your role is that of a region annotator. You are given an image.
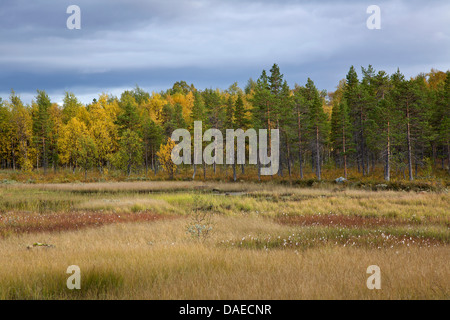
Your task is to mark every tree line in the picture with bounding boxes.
[0,64,448,181]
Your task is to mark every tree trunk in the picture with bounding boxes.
[128,152,132,176]
[447,140,450,174]
[203,162,206,180]
[286,133,291,178]
[145,144,149,175]
[415,151,419,178]
[385,121,390,181]
[406,102,414,181]
[316,125,321,180]
[257,154,261,181]
[432,143,437,166]
[43,137,47,175]
[360,102,366,176]
[12,149,16,171]
[297,109,303,179]
[343,123,347,179]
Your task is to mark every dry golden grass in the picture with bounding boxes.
[3,182,448,219]
[0,216,448,299]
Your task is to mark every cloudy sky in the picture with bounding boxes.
[0,0,449,104]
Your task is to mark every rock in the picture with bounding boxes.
[27,242,55,249]
[375,184,388,189]
[335,177,347,184]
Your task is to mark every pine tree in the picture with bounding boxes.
[331,101,353,178]
[305,78,329,180]
[141,115,163,175]
[268,64,284,175]
[32,90,53,174]
[344,66,368,175]
[251,70,272,180]
[252,70,271,132]
[428,70,448,169]
[278,81,295,178]
[234,92,247,129]
[114,129,143,176]
[360,65,378,175]
[116,91,140,134]
[234,92,248,175]
[439,72,450,172]
[293,84,310,179]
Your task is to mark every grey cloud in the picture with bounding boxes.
[0,0,449,104]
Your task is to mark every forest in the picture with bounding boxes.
[0,64,448,182]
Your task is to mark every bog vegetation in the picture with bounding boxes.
[0,182,448,299]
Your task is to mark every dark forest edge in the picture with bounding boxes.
[0,64,449,185]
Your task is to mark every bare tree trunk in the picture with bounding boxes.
[152,148,157,176]
[447,140,450,174]
[432,143,437,166]
[286,133,291,178]
[203,162,206,180]
[12,149,16,170]
[297,109,303,179]
[257,154,261,181]
[145,144,149,175]
[343,123,347,179]
[151,147,154,171]
[43,137,47,175]
[355,135,360,173]
[385,121,390,181]
[298,149,303,179]
[358,98,367,177]
[406,102,414,181]
[267,101,271,145]
[415,150,419,178]
[316,125,321,180]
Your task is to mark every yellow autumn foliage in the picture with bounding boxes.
[156,138,177,179]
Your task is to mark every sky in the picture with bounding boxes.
[0,0,449,105]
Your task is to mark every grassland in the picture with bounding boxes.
[0,181,448,299]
